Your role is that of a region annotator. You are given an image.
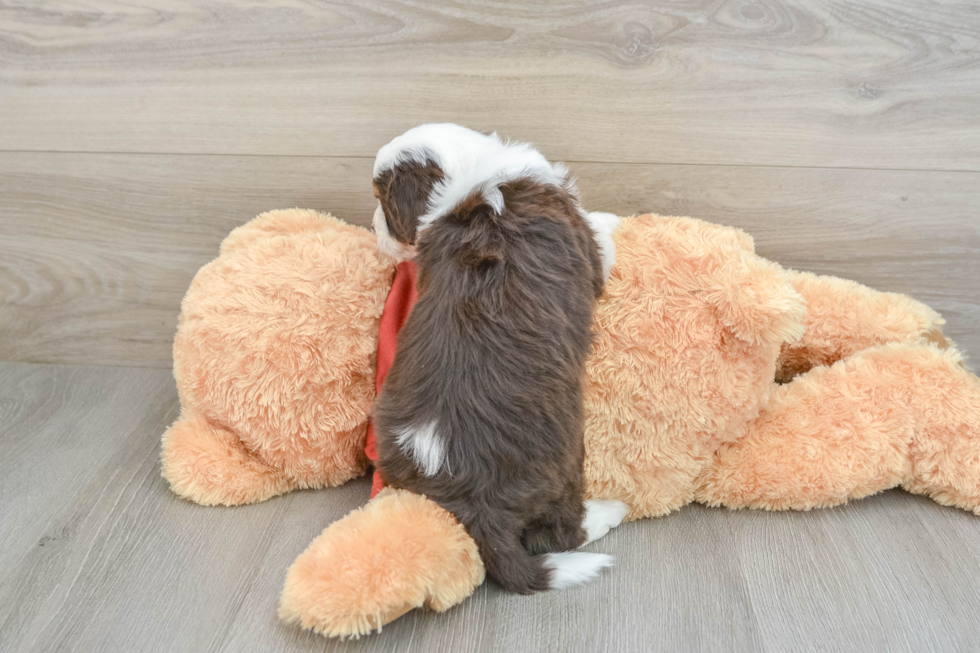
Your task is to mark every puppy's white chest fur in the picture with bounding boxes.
[395,421,445,477]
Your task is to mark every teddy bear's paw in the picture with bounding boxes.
[279,488,484,639]
[161,410,295,506]
[581,499,630,545]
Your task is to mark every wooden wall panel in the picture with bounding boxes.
[2,152,976,367]
[1,1,978,169]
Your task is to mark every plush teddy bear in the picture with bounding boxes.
[160,208,980,639]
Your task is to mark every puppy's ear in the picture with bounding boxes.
[373,160,444,245]
[448,194,503,270]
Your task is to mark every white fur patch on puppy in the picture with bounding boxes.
[580,499,630,546]
[395,420,444,477]
[372,204,416,262]
[583,211,621,282]
[419,140,569,232]
[373,123,503,179]
[543,552,615,590]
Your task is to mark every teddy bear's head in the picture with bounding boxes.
[168,210,395,502]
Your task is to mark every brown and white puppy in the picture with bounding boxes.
[372,125,628,594]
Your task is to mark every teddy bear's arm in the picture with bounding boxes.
[776,271,947,383]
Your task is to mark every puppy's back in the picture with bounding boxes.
[375,175,604,593]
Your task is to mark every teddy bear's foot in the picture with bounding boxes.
[161,409,297,506]
[279,488,484,639]
[696,343,980,513]
[900,347,980,514]
[695,347,915,511]
[777,271,947,382]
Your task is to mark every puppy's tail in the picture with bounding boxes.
[466,512,613,594]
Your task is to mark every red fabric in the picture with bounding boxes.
[365,260,419,498]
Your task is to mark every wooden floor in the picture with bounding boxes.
[3,361,980,652]
[1,1,979,651]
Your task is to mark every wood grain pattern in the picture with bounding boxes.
[724,493,980,651]
[3,361,980,652]
[2,0,979,169]
[1,152,977,367]
[0,152,375,367]
[578,162,980,356]
[2,1,979,650]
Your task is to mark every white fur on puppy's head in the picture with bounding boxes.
[372,124,618,279]
[418,139,571,233]
[373,123,504,181]
[372,124,505,261]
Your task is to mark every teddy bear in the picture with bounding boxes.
[160,208,980,638]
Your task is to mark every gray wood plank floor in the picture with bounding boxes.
[2,361,980,652]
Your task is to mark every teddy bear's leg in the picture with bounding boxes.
[279,488,484,638]
[777,271,948,382]
[161,409,297,506]
[696,343,980,512]
[695,347,915,511]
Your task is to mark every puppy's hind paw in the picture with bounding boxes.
[581,499,630,545]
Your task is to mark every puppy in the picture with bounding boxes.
[371,125,628,594]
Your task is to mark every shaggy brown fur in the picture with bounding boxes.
[373,178,604,594]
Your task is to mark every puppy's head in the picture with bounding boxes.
[372,124,504,261]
